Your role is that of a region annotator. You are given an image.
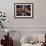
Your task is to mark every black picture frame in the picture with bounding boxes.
[14,3,33,18]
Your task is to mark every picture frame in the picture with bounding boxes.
[14,3,33,18]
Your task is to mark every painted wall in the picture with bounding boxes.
[0,0,46,27]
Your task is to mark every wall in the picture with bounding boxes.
[3,0,46,27]
[0,0,46,27]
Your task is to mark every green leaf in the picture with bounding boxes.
[0,16,1,17]
[0,21,1,23]
[1,25,3,28]
[4,13,5,15]
[1,15,2,16]
[1,19,3,20]
[3,19,6,20]
[1,19,6,21]
[0,22,2,24]
[0,24,1,25]
[3,16,6,17]
[0,23,1,24]
[0,12,2,13]
[0,15,2,17]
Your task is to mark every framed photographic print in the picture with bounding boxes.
[14,3,33,18]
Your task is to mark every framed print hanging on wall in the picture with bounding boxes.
[14,3,33,18]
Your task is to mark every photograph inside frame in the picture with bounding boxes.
[15,3,32,17]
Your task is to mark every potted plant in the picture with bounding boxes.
[0,10,6,28]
